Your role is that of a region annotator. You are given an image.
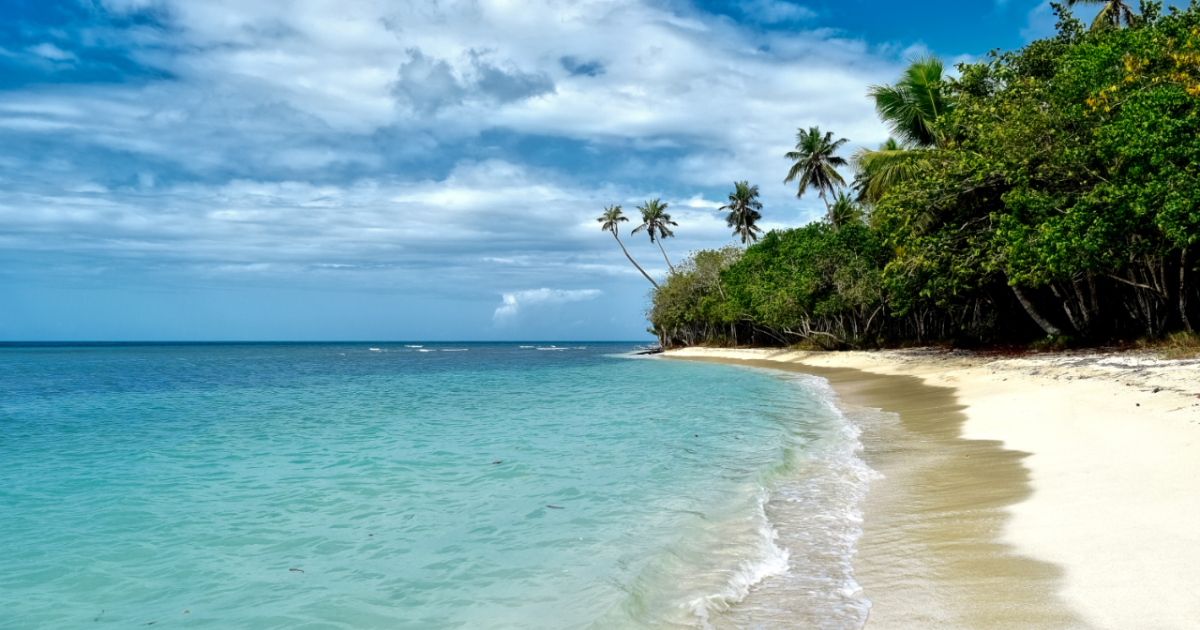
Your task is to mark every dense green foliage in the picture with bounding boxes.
[649,1,1200,347]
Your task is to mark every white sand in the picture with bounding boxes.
[666,347,1200,629]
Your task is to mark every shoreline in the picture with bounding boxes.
[665,347,1200,629]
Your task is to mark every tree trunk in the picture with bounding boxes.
[613,233,658,288]
[1071,276,1093,332]
[656,239,675,274]
[1050,283,1083,334]
[822,195,834,229]
[1183,247,1193,333]
[1012,286,1063,335]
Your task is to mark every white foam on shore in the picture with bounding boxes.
[589,357,884,630]
[684,486,791,629]
[711,374,882,630]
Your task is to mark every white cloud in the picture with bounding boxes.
[739,0,816,24]
[493,288,603,323]
[63,0,899,151]
[0,157,725,292]
[28,43,77,62]
[1,0,918,304]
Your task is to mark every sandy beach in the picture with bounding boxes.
[666,347,1200,629]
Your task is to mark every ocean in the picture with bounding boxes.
[0,343,875,629]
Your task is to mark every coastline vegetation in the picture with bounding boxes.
[621,1,1200,349]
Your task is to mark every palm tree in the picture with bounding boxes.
[631,199,678,273]
[597,204,658,288]
[867,56,953,150]
[784,126,849,209]
[719,181,764,245]
[827,191,863,230]
[851,138,932,204]
[1067,0,1134,29]
[852,57,953,206]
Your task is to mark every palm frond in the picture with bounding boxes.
[868,56,952,149]
[1068,0,1134,29]
[1092,2,1115,28]
[827,191,863,230]
[597,204,627,233]
[784,126,849,202]
[851,147,931,203]
[720,181,765,244]
[820,163,847,187]
[634,199,677,243]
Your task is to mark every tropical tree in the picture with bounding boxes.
[719,181,764,244]
[648,3,1200,349]
[850,138,929,204]
[867,56,954,150]
[597,204,658,288]
[784,126,848,209]
[827,191,863,230]
[852,57,954,205]
[1067,0,1134,29]
[632,199,679,273]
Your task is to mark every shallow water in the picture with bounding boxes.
[685,357,1087,630]
[1,343,872,629]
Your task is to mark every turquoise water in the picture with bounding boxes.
[0,343,870,629]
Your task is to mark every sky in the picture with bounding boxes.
[0,0,1116,341]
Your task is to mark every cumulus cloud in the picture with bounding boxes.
[469,54,556,104]
[392,49,468,114]
[493,288,603,324]
[0,0,920,335]
[391,48,555,114]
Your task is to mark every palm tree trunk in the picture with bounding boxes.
[1012,285,1062,335]
[614,233,658,288]
[656,239,675,274]
[821,193,834,228]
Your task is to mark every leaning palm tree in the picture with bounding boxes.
[719,181,764,245]
[784,126,849,209]
[827,191,863,230]
[867,56,953,150]
[631,199,678,274]
[1067,0,1134,29]
[597,204,658,288]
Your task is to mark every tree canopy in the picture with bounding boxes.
[647,1,1200,348]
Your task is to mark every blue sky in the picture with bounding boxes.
[0,0,1113,340]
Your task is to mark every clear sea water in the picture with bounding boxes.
[0,343,875,629]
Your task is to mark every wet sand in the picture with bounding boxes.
[666,348,1200,629]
